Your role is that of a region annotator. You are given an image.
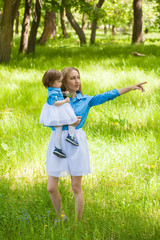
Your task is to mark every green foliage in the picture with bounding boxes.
[0,32,160,239]
[42,0,60,12]
[155,0,160,27]
[108,115,132,128]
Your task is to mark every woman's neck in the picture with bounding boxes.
[69,90,77,99]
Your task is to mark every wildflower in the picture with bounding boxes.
[61,214,64,218]
[115,122,119,125]
[87,218,90,221]
[45,225,47,227]
[150,165,155,168]
[34,128,37,131]
[115,182,118,186]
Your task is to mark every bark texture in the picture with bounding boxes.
[66,11,86,45]
[63,0,86,45]
[27,0,41,53]
[39,11,56,44]
[15,11,19,34]
[90,0,105,44]
[0,0,21,62]
[82,13,86,31]
[19,0,31,53]
[50,11,56,39]
[60,0,68,38]
[104,25,107,34]
[112,25,116,35]
[132,0,143,43]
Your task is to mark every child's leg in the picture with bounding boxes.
[68,125,75,137]
[55,126,62,149]
[66,126,79,146]
[54,126,66,158]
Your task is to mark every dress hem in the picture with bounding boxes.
[47,170,91,177]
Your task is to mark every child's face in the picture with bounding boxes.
[51,78,62,88]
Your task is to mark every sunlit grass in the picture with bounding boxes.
[0,30,160,239]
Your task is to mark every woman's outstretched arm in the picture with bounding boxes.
[117,82,147,95]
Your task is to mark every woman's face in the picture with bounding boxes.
[65,70,81,93]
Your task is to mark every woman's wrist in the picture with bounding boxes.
[118,86,132,95]
[118,82,147,95]
[128,86,133,91]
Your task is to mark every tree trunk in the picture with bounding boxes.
[104,25,107,34]
[87,22,90,29]
[82,13,86,31]
[15,11,19,34]
[90,0,105,44]
[0,0,21,62]
[0,11,2,22]
[90,19,97,44]
[19,0,31,53]
[66,11,86,45]
[12,0,21,21]
[50,11,56,39]
[63,0,86,45]
[60,0,68,38]
[27,0,41,53]
[132,0,143,44]
[112,25,116,35]
[39,11,54,44]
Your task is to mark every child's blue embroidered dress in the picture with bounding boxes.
[39,87,77,126]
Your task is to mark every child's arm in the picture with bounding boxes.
[53,97,70,106]
[117,82,147,95]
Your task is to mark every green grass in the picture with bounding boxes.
[0,30,160,239]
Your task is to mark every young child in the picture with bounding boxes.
[39,69,79,158]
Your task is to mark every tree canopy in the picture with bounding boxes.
[0,0,159,62]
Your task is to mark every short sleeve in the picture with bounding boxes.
[47,93,58,105]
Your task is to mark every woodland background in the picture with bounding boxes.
[0,0,160,240]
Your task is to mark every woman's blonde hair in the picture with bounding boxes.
[61,67,83,94]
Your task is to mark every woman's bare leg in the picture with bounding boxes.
[47,175,62,217]
[71,176,84,220]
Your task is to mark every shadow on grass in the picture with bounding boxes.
[1,173,160,240]
[1,42,160,76]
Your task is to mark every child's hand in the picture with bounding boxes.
[65,97,70,103]
[66,92,72,97]
[62,91,71,98]
[65,91,69,95]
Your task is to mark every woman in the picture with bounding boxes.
[46,67,147,221]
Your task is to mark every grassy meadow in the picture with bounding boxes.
[0,30,160,239]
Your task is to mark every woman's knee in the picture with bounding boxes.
[72,183,82,195]
[47,176,59,193]
[47,184,58,193]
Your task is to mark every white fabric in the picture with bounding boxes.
[68,125,75,137]
[39,103,77,126]
[46,129,91,177]
[55,126,62,149]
